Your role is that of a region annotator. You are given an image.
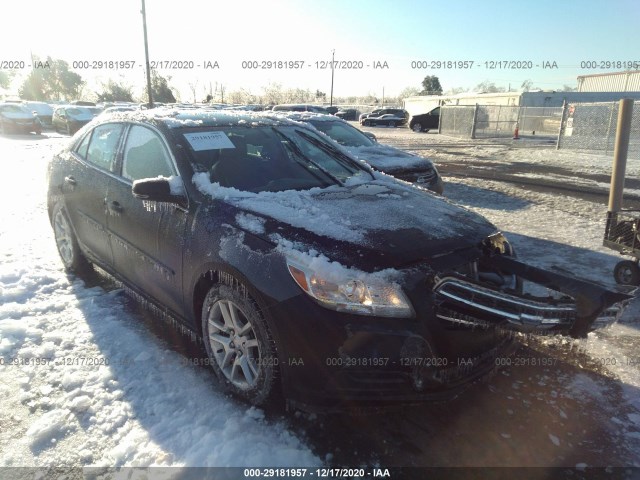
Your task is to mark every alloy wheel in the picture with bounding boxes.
[53,208,74,267]
[207,299,261,390]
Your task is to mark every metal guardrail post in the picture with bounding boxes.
[605,102,616,156]
[471,104,478,139]
[608,98,635,213]
[556,100,567,150]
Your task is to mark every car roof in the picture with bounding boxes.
[92,108,297,129]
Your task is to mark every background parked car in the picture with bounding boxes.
[272,104,329,113]
[409,106,440,132]
[362,113,408,127]
[359,108,408,124]
[23,101,54,128]
[0,103,42,134]
[265,111,443,194]
[52,106,95,135]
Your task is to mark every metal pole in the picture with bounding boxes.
[471,103,478,139]
[604,102,616,155]
[556,100,567,150]
[141,0,153,108]
[608,98,635,213]
[330,49,335,107]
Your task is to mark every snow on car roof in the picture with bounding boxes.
[94,109,291,129]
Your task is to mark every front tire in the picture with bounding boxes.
[202,282,280,406]
[52,202,91,273]
[412,122,423,132]
[614,260,640,286]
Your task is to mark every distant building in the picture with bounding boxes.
[577,71,640,92]
[403,88,640,116]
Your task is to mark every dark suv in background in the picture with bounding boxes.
[335,108,358,121]
[409,106,440,132]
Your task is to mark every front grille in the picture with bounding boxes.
[434,277,576,330]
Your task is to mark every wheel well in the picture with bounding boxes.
[192,270,220,336]
[192,268,262,336]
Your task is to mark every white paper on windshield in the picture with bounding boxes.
[183,131,236,151]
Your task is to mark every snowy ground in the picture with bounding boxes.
[1,129,640,473]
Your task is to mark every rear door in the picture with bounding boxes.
[61,123,126,267]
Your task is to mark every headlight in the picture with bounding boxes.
[484,232,514,256]
[286,257,414,318]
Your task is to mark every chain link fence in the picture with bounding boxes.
[557,101,640,159]
[439,106,475,137]
[440,105,562,139]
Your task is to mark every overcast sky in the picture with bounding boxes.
[2,0,639,99]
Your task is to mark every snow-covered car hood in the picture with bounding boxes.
[195,173,496,269]
[344,144,435,174]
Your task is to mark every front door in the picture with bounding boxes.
[106,124,187,315]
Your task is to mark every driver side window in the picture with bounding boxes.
[122,125,175,182]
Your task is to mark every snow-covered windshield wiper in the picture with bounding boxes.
[271,128,341,186]
[294,129,375,180]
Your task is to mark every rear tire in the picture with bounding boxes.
[52,202,91,273]
[201,281,280,407]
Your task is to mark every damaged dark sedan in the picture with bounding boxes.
[47,110,631,411]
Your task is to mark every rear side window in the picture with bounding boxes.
[122,125,175,181]
[85,123,125,171]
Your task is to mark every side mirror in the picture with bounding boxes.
[132,177,186,206]
[363,132,377,142]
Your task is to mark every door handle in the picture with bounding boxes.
[64,176,77,186]
[108,201,123,213]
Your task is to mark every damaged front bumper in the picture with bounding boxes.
[434,256,633,338]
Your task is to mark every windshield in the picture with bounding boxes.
[308,119,375,148]
[180,125,371,193]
